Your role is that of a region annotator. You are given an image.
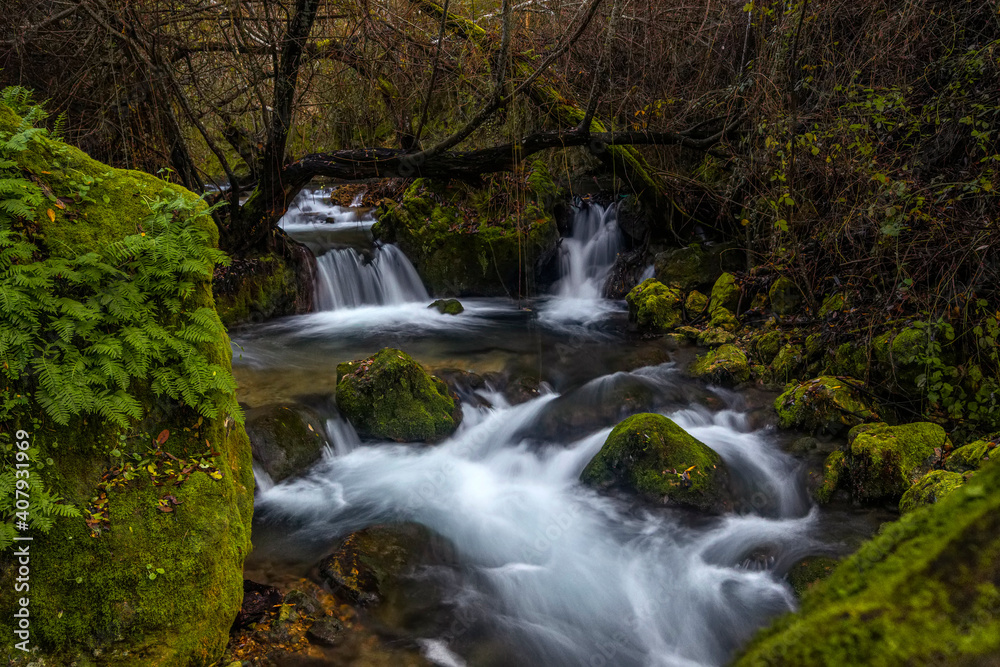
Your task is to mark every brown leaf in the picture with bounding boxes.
[156,429,170,445]
[46,209,56,222]
[155,505,174,513]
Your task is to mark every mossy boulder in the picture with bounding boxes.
[245,404,328,482]
[708,306,740,332]
[625,278,683,331]
[684,289,709,316]
[899,469,966,513]
[770,343,805,383]
[945,439,995,472]
[709,272,740,313]
[734,460,1000,666]
[688,344,750,385]
[581,413,730,511]
[0,103,252,665]
[336,348,461,442]
[212,252,313,327]
[428,298,464,315]
[871,325,946,386]
[768,276,802,316]
[753,330,784,364]
[652,243,741,292]
[818,293,847,318]
[814,451,846,504]
[372,169,560,297]
[842,422,949,502]
[774,376,880,435]
[318,523,440,607]
[786,556,840,597]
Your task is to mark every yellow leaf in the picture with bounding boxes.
[47,209,55,222]
[208,470,224,480]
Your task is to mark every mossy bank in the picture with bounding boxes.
[0,98,252,665]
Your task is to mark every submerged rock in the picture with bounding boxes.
[336,348,461,442]
[774,376,880,434]
[245,404,328,482]
[581,413,730,511]
[626,278,683,331]
[688,344,750,385]
[899,469,966,513]
[428,298,464,315]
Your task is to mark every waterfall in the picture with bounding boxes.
[314,244,428,311]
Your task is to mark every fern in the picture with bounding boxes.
[1,88,240,551]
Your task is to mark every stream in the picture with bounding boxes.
[231,188,886,667]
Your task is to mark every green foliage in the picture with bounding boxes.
[0,90,239,551]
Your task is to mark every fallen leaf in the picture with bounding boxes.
[156,429,170,445]
[47,209,56,222]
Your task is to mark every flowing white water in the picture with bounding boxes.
[541,202,624,326]
[314,245,429,310]
[256,369,819,667]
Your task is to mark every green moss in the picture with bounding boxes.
[580,413,729,511]
[684,289,709,315]
[428,298,464,315]
[697,327,736,347]
[814,451,845,504]
[654,245,708,291]
[212,254,303,326]
[709,272,740,313]
[708,306,740,332]
[689,344,750,385]
[625,279,683,331]
[945,439,996,472]
[753,330,784,364]
[774,376,880,435]
[899,469,966,513]
[828,342,868,379]
[336,348,460,442]
[845,422,949,502]
[245,405,327,482]
[372,174,559,297]
[735,460,1000,666]
[787,556,840,597]
[770,343,805,383]
[0,102,252,664]
[768,276,802,316]
[818,293,847,318]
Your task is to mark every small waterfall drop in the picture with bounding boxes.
[314,245,428,311]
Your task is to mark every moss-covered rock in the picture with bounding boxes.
[818,293,847,318]
[871,325,942,386]
[684,289,709,316]
[734,460,1000,666]
[753,330,784,365]
[770,343,805,383]
[709,272,740,313]
[0,102,252,665]
[428,298,464,315]
[708,306,740,332]
[336,348,461,442]
[689,344,750,385]
[697,327,737,347]
[814,451,846,504]
[372,169,560,297]
[843,422,949,502]
[581,413,730,511]
[774,376,880,435]
[899,469,966,513]
[945,439,995,472]
[768,276,802,316]
[786,556,840,597]
[653,243,741,291]
[245,404,328,482]
[625,278,683,331]
[318,523,440,607]
[212,252,312,327]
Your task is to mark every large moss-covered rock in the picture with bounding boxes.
[734,460,1000,666]
[899,469,966,514]
[428,298,464,315]
[581,413,730,511]
[625,278,683,331]
[0,102,252,665]
[245,404,328,482]
[774,376,880,434]
[842,422,949,502]
[945,439,995,472]
[336,348,461,442]
[653,243,741,292]
[688,344,750,385]
[709,272,741,313]
[212,252,313,327]
[372,168,560,297]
